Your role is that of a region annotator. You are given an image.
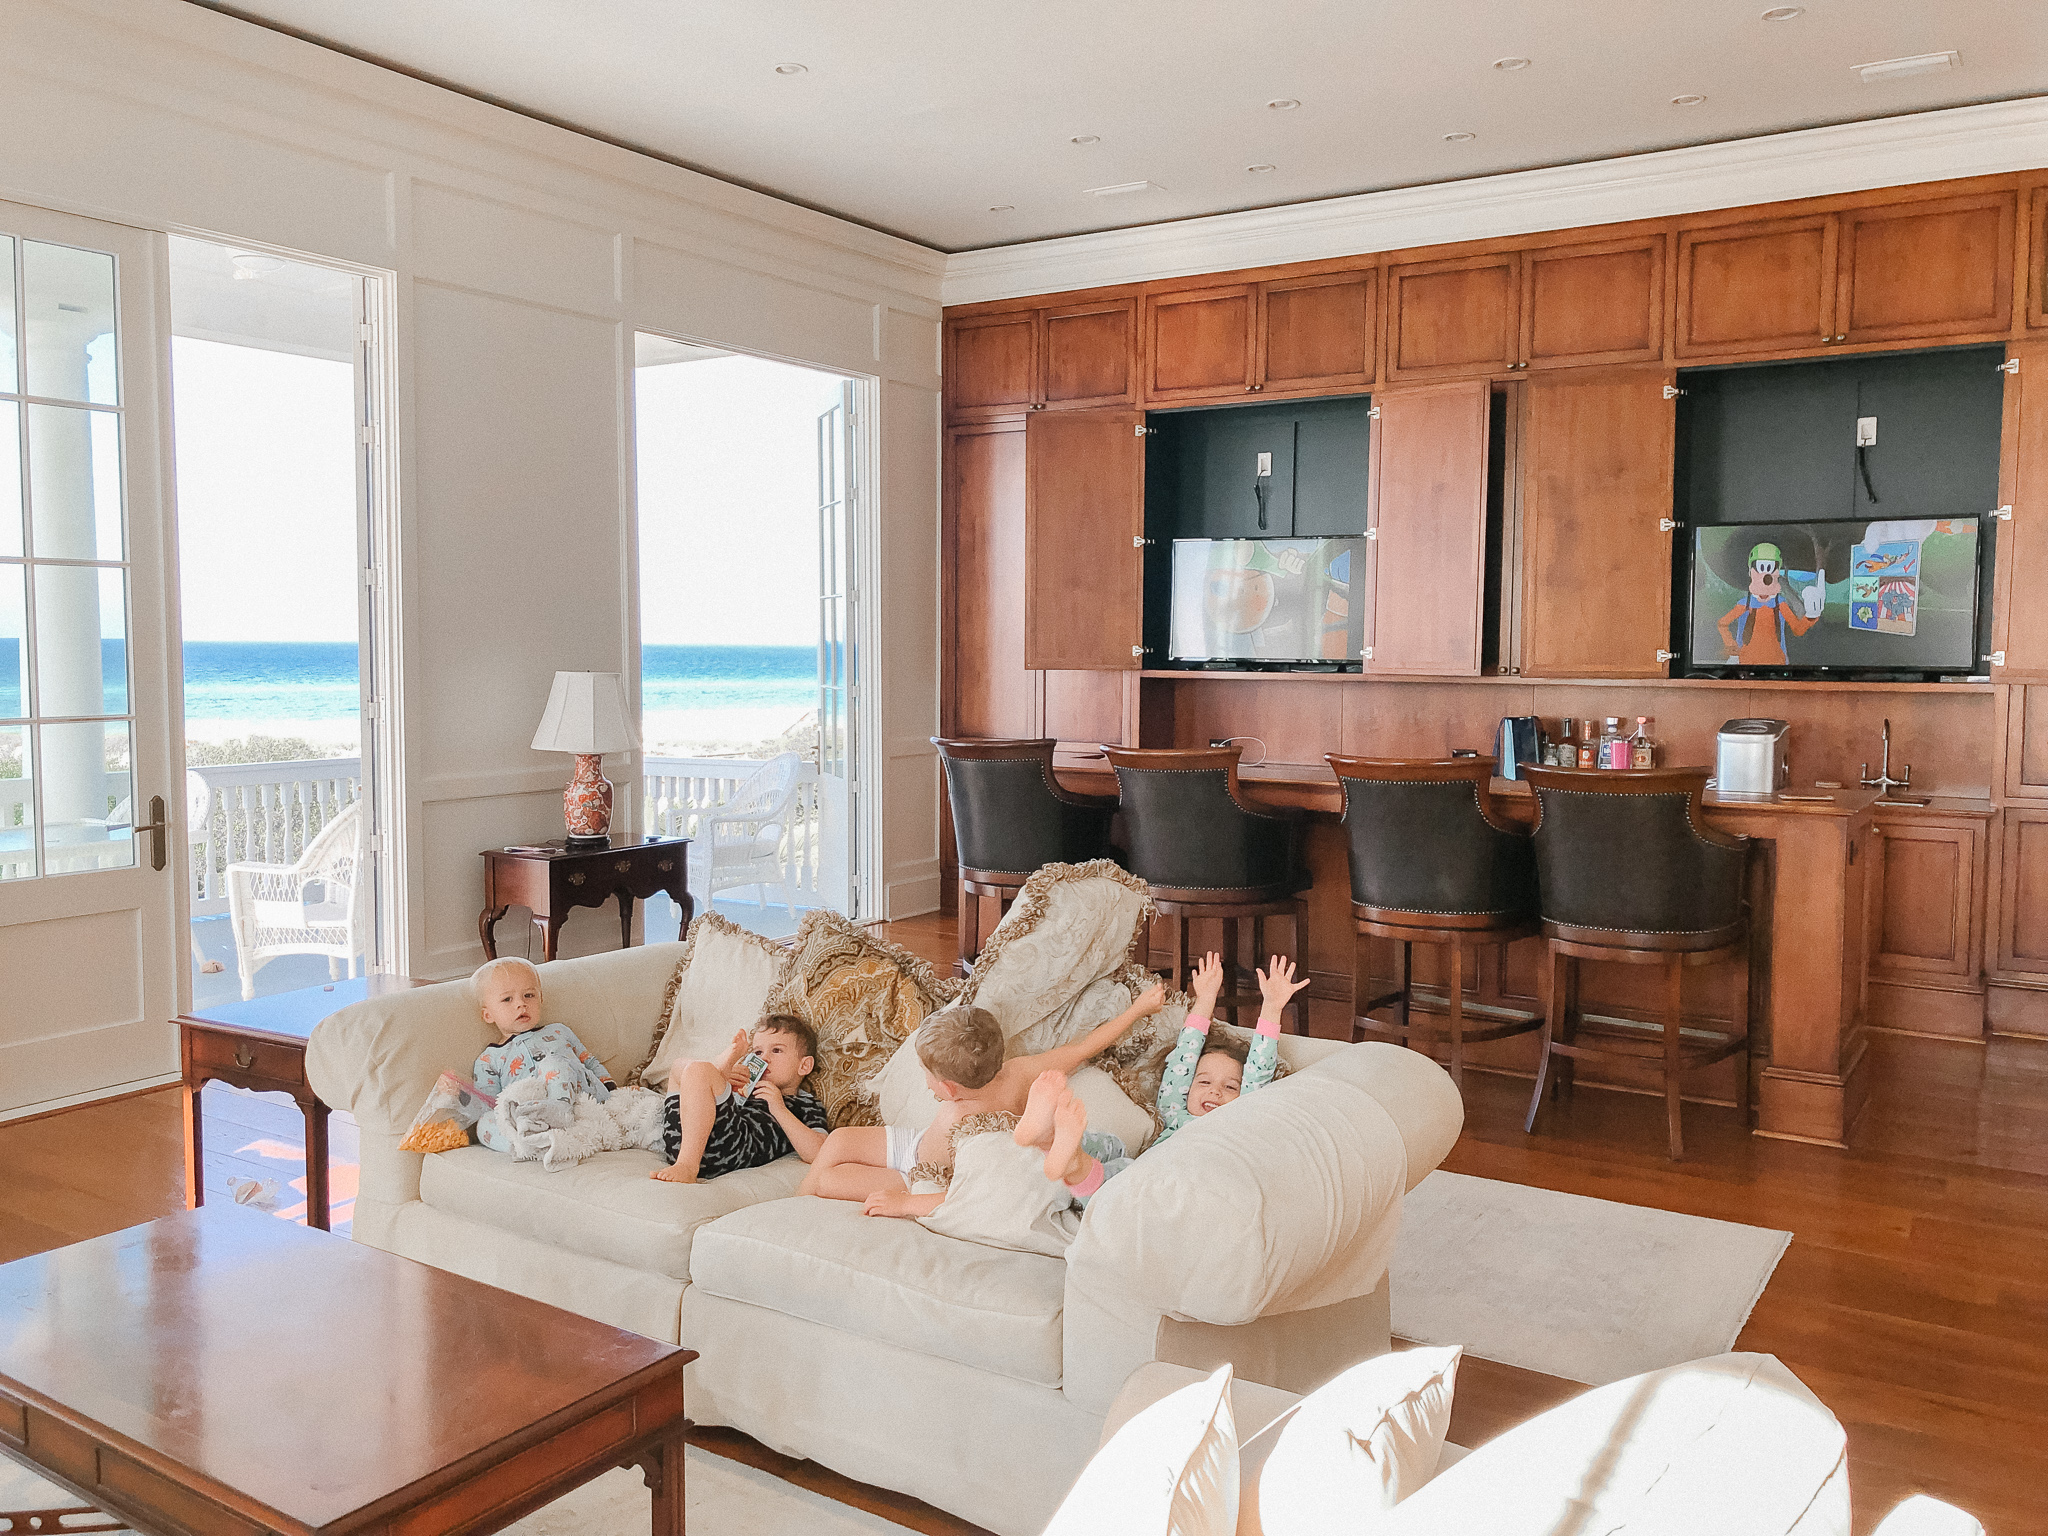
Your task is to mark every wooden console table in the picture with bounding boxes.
[0,1207,693,1536]
[481,838,692,961]
[179,974,428,1231]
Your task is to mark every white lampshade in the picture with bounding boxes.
[531,671,640,755]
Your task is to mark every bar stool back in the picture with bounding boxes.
[933,737,1116,970]
[1103,745,1309,1029]
[1326,755,1542,1087]
[1521,764,1752,1160]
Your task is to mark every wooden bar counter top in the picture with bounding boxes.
[1054,750,1877,1146]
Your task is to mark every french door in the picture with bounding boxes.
[816,382,858,917]
[0,202,181,1118]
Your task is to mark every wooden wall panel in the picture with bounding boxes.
[1042,671,1125,747]
[1385,253,1519,381]
[1995,807,2048,979]
[1169,677,1344,766]
[1675,214,1835,356]
[1835,192,2015,345]
[947,424,1035,738]
[1523,235,1665,370]
[946,313,1037,419]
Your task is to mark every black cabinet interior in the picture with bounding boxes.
[1146,395,1371,540]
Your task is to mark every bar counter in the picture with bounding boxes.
[1053,751,1875,1146]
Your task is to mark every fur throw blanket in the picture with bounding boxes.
[480,1079,667,1172]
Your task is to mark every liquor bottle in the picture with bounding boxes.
[1599,717,1628,770]
[1550,718,1576,768]
[1577,718,1598,769]
[1630,717,1657,770]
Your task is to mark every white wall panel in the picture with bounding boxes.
[413,183,619,314]
[881,306,942,392]
[633,239,879,375]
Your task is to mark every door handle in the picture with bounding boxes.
[129,794,169,872]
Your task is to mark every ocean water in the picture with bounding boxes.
[0,640,819,729]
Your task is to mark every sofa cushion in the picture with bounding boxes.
[765,910,962,1127]
[418,1143,806,1281]
[958,860,1154,1055]
[690,1195,1067,1387]
[629,912,786,1088]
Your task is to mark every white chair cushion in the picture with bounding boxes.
[417,1143,805,1281]
[636,913,786,1087]
[1046,1363,1239,1536]
[1383,1352,1849,1535]
[689,1195,1067,1386]
[1257,1346,1461,1534]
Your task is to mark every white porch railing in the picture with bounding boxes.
[1,770,130,881]
[641,754,825,905]
[189,758,360,916]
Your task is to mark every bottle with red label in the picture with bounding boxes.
[1629,717,1657,770]
[1599,717,1630,770]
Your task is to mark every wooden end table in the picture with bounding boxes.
[480,837,692,961]
[179,974,429,1231]
[0,1206,694,1535]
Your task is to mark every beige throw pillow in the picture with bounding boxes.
[959,860,1154,1056]
[1045,1362,1239,1536]
[630,912,784,1088]
[1256,1347,1461,1535]
[918,1131,1082,1257]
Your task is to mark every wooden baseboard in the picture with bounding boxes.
[1865,979,1987,1038]
[1986,982,2048,1038]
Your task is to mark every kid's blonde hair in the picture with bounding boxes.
[469,956,540,1008]
[914,1005,1004,1089]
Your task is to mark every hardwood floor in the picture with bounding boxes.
[2,910,2041,1534]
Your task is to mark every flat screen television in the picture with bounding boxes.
[1685,516,1982,675]
[1168,537,1366,663]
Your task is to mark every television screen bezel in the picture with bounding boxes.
[1679,514,1985,680]
[1166,535,1367,666]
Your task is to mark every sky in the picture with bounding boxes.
[635,351,846,648]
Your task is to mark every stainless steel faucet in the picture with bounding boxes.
[1859,718,1913,797]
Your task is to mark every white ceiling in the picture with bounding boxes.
[197,1,2048,253]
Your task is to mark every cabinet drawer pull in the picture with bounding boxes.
[568,872,586,886]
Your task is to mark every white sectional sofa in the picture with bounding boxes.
[306,869,1462,1536]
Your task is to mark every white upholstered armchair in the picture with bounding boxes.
[226,799,365,999]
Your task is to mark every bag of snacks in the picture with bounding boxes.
[397,1072,495,1153]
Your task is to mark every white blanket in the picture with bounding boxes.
[482,1078,668,1171]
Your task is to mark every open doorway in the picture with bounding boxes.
[633,335,860,940]
[168,238,389,1008]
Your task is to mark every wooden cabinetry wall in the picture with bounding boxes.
[941,167,2048,1045]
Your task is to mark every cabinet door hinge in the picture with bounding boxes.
[1656,649,1677,663]
[1990,505,2014,520]
[1662,384,1686,400]
[1364,528,1378,541]
[1998,359,2020,374]
[1362,645,1374,661]
[1368,406,1381,419]
[1133,424,1157,437]
[1989,650,2008,667]
[1132,536,1154,547]
[1658,518,1678,532]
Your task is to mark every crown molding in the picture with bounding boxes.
[940,96,2048,308]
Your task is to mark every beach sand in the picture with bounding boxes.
[182,702,814,762]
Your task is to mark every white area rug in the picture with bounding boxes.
[0,1445,913,1536]
[1390,1170,1791,1386]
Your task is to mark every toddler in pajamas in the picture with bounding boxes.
[468,957,615,1154]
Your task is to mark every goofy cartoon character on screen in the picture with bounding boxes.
[1717,540,1823,666]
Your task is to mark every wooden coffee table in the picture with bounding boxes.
[0,1206,694,1535]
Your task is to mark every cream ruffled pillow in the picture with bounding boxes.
[1045,1363,1239,1536]
[629,912,785,1088]
[917,1131,1082,1257]
[959,860,1154,1055]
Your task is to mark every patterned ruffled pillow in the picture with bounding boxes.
[764,909,963,1127]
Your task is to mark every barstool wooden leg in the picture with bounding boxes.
[1349,926,1369,1043]
[1446,939,1466,1089]
[1221,917,1241,1024]
[1525,943,1562,1133]
[1396,940,1413,1037]
[1168,913,1189,998]
[1559,956,1581,1101]
[1664,953,1686,1161]
[1732,938,1753,1126]
[957,883,976,972]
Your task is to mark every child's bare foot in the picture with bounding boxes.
[648,1162,697,1184]
[1045,1090,1090,1185]
[1014,1069,1066,1149]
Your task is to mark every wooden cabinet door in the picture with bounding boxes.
[1675,214,1837,358]
[1994,806,2048,980]
[1042,298,1137,410]
[1991,340,2048,679]
[1257,269,1376,395]
[1024,410,1146,670]
[946,311,1039,420]
[946,422,1037,737]
[1868,815,1986,988]
[1144,286,1255,403]
[1836,191,2016,346]
[1385,252,1519,383]
[1519,368,1677,678]
[1522,235,1666,370]
[1363,381,1491,675]
[2029,186,2048,330]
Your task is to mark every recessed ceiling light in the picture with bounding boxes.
[1760,6,1803,19]
[773,62,807,75]
[1853,50,1959,82]
[1246,163,1278,173]
[1266,98,1301,111]
[1069,134,1101,145]
[1493,56,1532,71]
[1086,180,1163,197]
[1671,93,1708,106]
[1443,131,1477,143]
[987,204,1014,212]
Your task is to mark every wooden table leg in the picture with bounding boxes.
[184,1078,206,1209]
[541,913,565,962]
[619,892,636,950]
[303,1097,331,1231]
[479,905,508,959]
[644,1423,687,1536]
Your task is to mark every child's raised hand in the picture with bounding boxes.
[1191,952,1224,1010]
[1256,955,1310,1016]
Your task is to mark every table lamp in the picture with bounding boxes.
[531,671,640,848]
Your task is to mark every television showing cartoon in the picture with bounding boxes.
[1687,517,1980,673]
[1168,538,1367,663]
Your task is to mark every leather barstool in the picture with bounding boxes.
[1103,745,1309,1029]
[1326,755,1543,1088]
[933,737,1117,972]
[1520,765,1753,1161]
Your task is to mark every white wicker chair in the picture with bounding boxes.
[226,799,365,1000]
[688,752,804,916]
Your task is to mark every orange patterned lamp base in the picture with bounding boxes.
[564,752,613,848]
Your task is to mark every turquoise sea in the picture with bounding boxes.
[0,641,818,724]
